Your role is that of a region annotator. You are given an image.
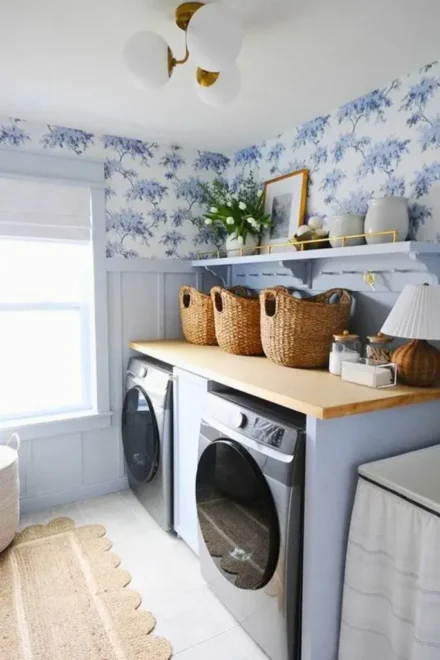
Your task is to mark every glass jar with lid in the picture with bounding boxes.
[329,330,362,376]
[365,332,393,364]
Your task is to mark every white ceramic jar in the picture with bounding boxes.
[364,196,409,244]
[329,214,365,248]
[225,233,259,256]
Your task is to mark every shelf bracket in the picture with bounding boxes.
[409,253,440,285]
[280,260,310,288]
[202,265,228,286]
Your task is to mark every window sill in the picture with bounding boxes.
[0,410,113,442]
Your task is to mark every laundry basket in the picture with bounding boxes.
[260,287,352,368]
[180,286,217,346]
[0,434,20,553]
[211,286,263,356]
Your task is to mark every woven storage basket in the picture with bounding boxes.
[260,287,352,368]
[180,286,217,346]
[0,433,20,553]
[211,286,263,356]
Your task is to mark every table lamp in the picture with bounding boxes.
[381,283,440,387]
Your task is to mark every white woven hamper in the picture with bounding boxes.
[0,434,20,553]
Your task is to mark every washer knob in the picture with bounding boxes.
[232,412,246,429]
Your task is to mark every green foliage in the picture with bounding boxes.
[200,172,272,239]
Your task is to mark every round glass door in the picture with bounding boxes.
[196,439,280,590]
[122,386,160,483]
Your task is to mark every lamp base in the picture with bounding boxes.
[392,339,440,387]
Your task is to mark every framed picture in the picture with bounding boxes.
[262,169,308,250]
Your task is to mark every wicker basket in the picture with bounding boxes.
[260,287,352,368]
[180,286,217,346]
[0,433,20,553]
[211,286,263,356]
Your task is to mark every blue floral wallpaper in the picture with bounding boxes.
[231,60,440,242]
[0,117,229,258]
[2,59,440,257]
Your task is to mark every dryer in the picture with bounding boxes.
[196,387,305,660]
[122,356,173,531]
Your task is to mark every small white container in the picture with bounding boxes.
[329,214,365,248]
[225,233,259,256]
[341,360,397,388]
[364,196,409,244]
[0,434,20,553]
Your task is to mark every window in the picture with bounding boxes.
[0,171,108,426]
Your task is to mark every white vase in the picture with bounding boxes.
[225,233,259,257]
[329,214,365,248]
[365,196,409,244]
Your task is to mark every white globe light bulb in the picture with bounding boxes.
[196,64,241,106]
[187,4,242,72]
[123,31,173,91]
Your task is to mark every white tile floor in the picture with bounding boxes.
[19,489,268,659]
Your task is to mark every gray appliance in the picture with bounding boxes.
[122,356,173,531]
[196,386,305,660]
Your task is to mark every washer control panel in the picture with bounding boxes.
[213,393,302,455]
[251,417,285,448]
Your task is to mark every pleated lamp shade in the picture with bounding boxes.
[381,284,440,340]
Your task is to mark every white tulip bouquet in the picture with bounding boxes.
[201,173,272,244]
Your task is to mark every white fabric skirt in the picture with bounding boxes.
[339,478,440,660]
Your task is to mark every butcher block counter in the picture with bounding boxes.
[129,339,440,420]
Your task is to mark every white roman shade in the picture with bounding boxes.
[0,177,91,241]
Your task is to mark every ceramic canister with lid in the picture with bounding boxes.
[329,330,361,376]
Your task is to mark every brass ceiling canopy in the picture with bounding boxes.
[175,2,205,31]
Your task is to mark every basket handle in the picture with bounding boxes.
[260,288,282,318]
[211,286,224,313]
[6,433,20,452]
[181,286,193,309]
[321,288,355,316]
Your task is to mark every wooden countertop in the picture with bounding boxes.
[129,340,440,420]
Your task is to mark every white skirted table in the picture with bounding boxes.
[339,445,440,660]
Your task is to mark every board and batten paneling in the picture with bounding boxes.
[12,259,208,513]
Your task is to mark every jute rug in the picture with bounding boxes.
[0,517,172,660]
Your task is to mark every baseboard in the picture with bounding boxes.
[20,476,129,514]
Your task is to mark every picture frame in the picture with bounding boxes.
[262,169,308,250]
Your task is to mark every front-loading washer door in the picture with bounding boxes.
[196,439,280,590]
[122,386,160,483]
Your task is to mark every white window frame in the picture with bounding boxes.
[0,148,111,438]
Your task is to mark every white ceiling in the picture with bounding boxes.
[1,0,440,152]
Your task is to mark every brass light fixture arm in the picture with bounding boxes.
[168,3,204,75]
[173,32,190,66]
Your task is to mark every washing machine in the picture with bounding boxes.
[122,356,173,531]
[196,386,305,660]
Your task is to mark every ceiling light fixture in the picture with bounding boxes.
[123,2,242,106]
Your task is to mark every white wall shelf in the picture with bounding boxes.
[191,242,440,293]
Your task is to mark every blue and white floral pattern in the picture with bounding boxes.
[0,117,227,258]
[230,62,440,242]
[3,60,440,256]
